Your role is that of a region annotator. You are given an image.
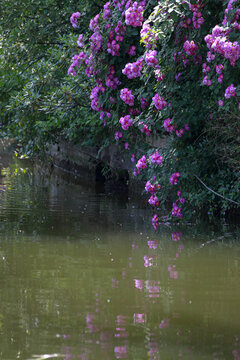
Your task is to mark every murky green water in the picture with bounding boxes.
[0,155,239,360]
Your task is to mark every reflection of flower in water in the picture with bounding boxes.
[146,280,160,298]
[134,279,144,290]
[171,232,182,242]
[159,318,170,329]
[233,350,240,360]
[168,265,178,280]
[178,244,184,251]
[115,315,128,338]
[147,240,158,249]
[132,243,139,250]
[114,345,128,359]
[134,313,146,324]
[144,255,155,267]
[148,334,159,360]
[112,278,120,288]
[86,312,99,333]
[100,330,113,351]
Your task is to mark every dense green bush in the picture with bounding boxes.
[0,0,105,154]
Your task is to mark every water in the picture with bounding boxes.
[0,155,239,360]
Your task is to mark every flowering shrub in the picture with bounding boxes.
[68,0,240,226]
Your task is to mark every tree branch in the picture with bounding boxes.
[194,174,240,206]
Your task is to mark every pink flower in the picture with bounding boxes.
[225,84,236,99]
[172,203,183,218]
[172,232,182,242]
[151,151,163,165]
[70,12,81,28]
[127,45,136,56]
[163,118,175,133]
[145,50,158,68]
[183,40,198,56]
[136,155,147,170]
[152,94,167,110]
[77,34,84,47]
[115,131,123,141]
[169,172,181,185]
[125,2,144,27]
[119,115,133,130]
[145,180,161,194]
[152,214,159,230]
[120,88,135,106]
[148,195,159,206]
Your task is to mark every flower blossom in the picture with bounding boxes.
[119,115,133,130]
[225,84,236,99]
[169,172,181,185]
[151,151,163,165]
[148,195,159,206]
[120,88,135,106]
[152,94,167,110]
[136,155,147,170]
[70,12,81,28]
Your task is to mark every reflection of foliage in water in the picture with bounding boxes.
[0,156,239,359]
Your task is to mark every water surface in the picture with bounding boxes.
[0,155,239,360]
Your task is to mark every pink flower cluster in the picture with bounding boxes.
[163,118,175,133]
[140,24,158,49]
[122,59,143,78]
[205,25,240,66]
[119,115,133,130]
[125,2,145,27]
[152,214,159,230]
[176,190,186,204]
[77,34,84,48]
[216,64,224,74]
[223,0,239,26]
[172,232,182,242]
[120,88,135,106]
[70,12,81,28]
[105,66,121,89]
[179,17,192,29]
[183,40,199,56]
[129,108,141,116]
[115,131,123,141]
[169,172,180,185]
[107,21,126,56]
[90,31,103,53]
[172,203,183,218]
[155,69,165,82]
[139,122,151,135]
[202,75,211,86]
[90,14,100,31]
[145,180,161,194]
[140,97,149,109]
[202,63,211,73]
[90,84,105,111]
[176,128,185,138]
[152,94,167,110]
[145,50,158,68]
[189,2,205,29]
[103,2,112,19]
[136,155,147,170]
[127,45,136,56]
[151,151,163,165]
[225,84,236,99]
[148,195,159,206]
[68,52,86,76]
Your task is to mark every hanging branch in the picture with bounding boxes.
[194,174,240,206]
